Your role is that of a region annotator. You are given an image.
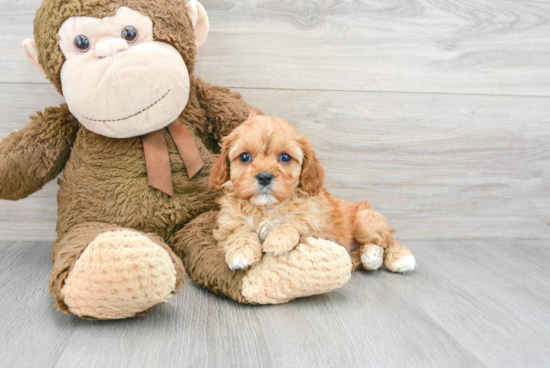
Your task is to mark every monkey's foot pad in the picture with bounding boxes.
[242,238,352,304]
[61,230,178,319]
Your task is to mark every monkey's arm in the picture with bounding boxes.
[193,77,262,151]
[0,104,79,200]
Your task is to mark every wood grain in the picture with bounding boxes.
[0,241,82,367]
[1,0,550,96]
[245,88,550,241]
[0,240,548,367]
[1,83,549,241]
[1,2,549,367]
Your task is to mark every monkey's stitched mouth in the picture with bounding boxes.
[82,89,171,123]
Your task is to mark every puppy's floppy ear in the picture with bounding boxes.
[299,137,325,196]
[209,133,235,191]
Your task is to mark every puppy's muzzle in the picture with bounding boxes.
[256,172,274,187]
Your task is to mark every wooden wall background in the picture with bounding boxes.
[0,0,549,241]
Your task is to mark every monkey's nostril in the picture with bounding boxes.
[256,172,274,186]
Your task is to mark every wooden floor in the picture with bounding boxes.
[1,0,550,367]
[1,240,549,368]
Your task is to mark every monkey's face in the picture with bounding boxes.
[57,7,190,138]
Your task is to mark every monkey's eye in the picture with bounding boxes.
[239,152,251,163]
[74,35,90,52]
[279,153,292,163]
[122,26,138,43]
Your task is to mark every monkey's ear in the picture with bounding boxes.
[186,0,209,47]
[22,39,46,77]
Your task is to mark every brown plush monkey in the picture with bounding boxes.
[0,0,353,320]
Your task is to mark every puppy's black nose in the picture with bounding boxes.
[256,172,274,186]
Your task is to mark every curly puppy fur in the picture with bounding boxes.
[210,115,416,272]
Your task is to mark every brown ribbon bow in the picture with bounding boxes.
[142,118,204,196]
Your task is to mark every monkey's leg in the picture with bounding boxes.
[173,211,352,304]
[49,223,185,320]
[353,209,416,273]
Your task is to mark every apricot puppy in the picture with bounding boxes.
[210,114,416,272]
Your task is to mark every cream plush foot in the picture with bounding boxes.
[61,229,179,319]
[241,237,352,304]
[175,212,353,305]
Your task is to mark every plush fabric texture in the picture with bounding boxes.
[34,0,197,95]
[173,211,248,303]
[62,229,179,320]
[22,39,46,76]
[241,237,352,304]
[49,222,186,318]
[174,212,352,304]
[54,77,248,242]
[167,119,205,179]
[58,7,192,138]
[40,76,267,316]
[1,0,356,319]
[142,128,177,196]
[0,104,78,200]
[186,0,209,47]
[34,77,259,317]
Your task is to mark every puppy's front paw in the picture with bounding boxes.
[262,228,300,256]
[225,239,262,270]
[227,255,255,270]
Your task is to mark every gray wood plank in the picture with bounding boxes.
[0,241,82,368]
[1,240,549,367]
[1,0,549,96]
[1,84,549,241]
[255,88,550,241]
[407,241,550,367]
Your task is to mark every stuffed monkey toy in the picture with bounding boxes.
[0,0,353,320]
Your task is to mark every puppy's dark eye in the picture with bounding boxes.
[279,153,292,163]
[239,152,251,163]
[122,26,138,43]
[74,35,90,52]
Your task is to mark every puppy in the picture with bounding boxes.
[210,114,416,273]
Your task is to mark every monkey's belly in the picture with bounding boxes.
[56,128,218,241]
